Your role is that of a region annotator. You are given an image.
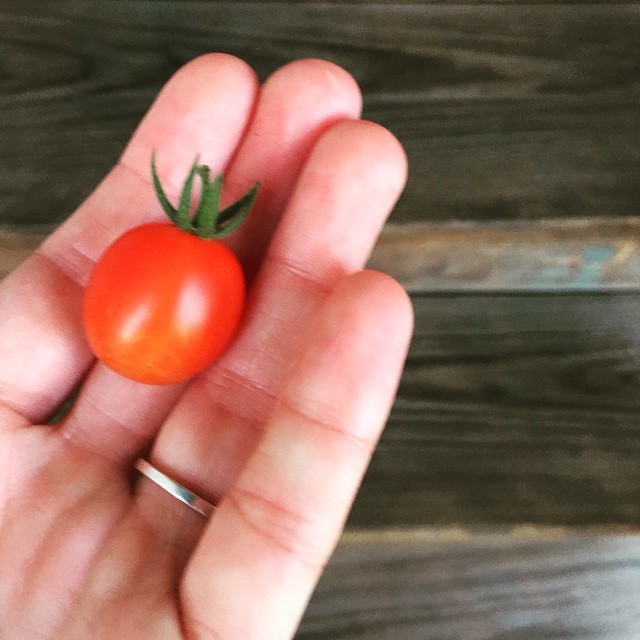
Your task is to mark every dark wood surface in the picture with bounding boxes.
[300,529,640,640]
[2,2,640,638]
[355,291,640,527]
[0,2,638,227]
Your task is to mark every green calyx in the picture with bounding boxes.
[151,150,259,239]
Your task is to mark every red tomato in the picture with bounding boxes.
[83,223,245,384]
[83,153,259,384]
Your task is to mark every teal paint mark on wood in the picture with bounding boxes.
[571,245,617,289]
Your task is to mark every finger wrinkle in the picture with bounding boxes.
[116,153,191,210]
[181,612,226,640]
[276,394,377,460]
[194,361,278,426]
[0,399,32,429]
[61,399,144,466]
[0,383,58,427]
[116,154,159,199]
[36,238,98,291]
[225,485,328,572]
[262,252,337,298]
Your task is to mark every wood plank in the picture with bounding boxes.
[299,528,640,639]
[370,218,640,292]
[0,3,637,226]
[349,291,640,527]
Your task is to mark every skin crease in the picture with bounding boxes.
[0,54,413,639]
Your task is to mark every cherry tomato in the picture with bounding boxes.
[83,153,259,384]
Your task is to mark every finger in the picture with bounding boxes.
[61,59,359,466]
[50,54,258,450]
[221,59,362,279]
[181,271,414,640]
[46,52,259,286]
[147,120,408,512]
[0,256,90,424]
[60,364,184,466]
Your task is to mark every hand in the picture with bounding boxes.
[0,55,412,639]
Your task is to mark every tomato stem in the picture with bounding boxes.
[151,150,259,239]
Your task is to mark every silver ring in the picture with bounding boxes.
[134,458,216,518]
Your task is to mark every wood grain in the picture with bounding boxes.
[299,529,640,639]
[349,290,640,527]
[371,218,640,292]
[0,2,638,226]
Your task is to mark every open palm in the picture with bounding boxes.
[0,55,412,639]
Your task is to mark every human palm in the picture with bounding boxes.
[0,55,412,639]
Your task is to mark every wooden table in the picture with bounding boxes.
[1,3,639,638]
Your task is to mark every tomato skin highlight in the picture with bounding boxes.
[83,222,245,384]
